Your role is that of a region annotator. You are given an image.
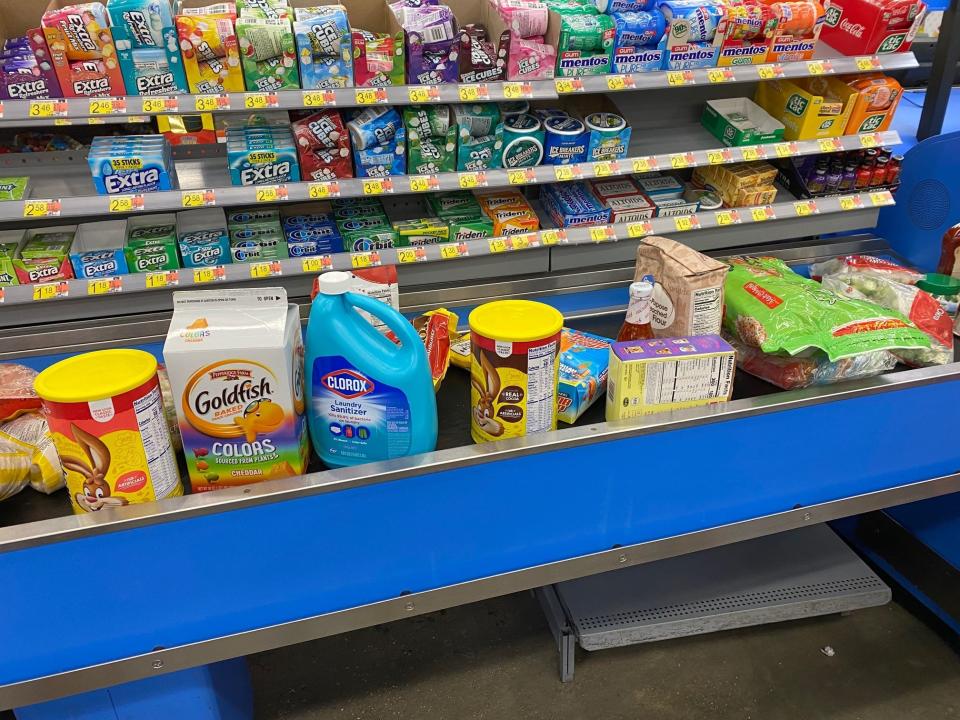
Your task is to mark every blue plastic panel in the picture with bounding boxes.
[5,375,960,686]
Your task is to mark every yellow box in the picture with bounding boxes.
[606,336,736,420]
[754,77,855,141]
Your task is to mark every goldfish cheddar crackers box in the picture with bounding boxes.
[163,286,308,492]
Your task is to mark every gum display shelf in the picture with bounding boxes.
[0,51,919,122]
[0,128,901,223]
[0,189,895,307]
[4,237,960,711]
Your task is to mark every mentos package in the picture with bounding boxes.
[0,31,63,100]
[227,125,301,186]
[108,0,189,94]
[236,16,299,90]
[69,220,128,279]
[558,327,612,423]
[659,0,723,69]
[292,109,353,181]
[551,12,615,75]
[352,28,404,86]
[175,0,244,93]
[41,1,127,96]
[176,207,231,267]
[541,181,611,227]
[293,5,353,88]
[88,135,179,195]
[610,9,667,71]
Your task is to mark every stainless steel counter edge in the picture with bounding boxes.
[2,467,957,710]
[3,358,959,552]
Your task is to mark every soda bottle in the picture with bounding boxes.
[618,280,655,342]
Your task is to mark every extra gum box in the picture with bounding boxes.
[176,206,230,267]
[70,219,128,278]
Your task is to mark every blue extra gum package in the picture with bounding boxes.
[88,135,179,196]
[176,207,231,268]
[107,0,189,95]
[226,125,301,186]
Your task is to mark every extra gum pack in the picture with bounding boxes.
[41,1,127,96]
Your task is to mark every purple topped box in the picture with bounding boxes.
[611,334,733,361]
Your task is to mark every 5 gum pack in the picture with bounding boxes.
[88,135,179,195]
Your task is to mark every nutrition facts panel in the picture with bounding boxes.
[527,342,559,434]
[133,386,181,498]
[644,355,735,406]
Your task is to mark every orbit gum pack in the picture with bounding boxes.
[41,0,126,96]
[175,0,244,93]
[107,0,189,94]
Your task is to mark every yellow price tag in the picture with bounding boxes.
[554,165,578,181]
[302,91,333,107]
[396,247,423,264]
[362,178,391,195]
[440,243,465,260]
[593,161,615,177]
[670,153,690,169]
[194,95,229,112]
[855,56,879,71]
[756,64,780,80]
[507,169,531,185]
[408,86,433,103]
[751,206,774,222]
[511,234,534,251]
[489,237,510,253]
[590,226,613,242]
[141,96,177,113]
[706,150,726,165]
[458,84,487,102]
[870,190,894,206]
[355,88,385,104]
[633,157,656,173]
[87,277,120,296]
[626,222,652,239]
[301,256,331,273]
[459,172,483,189]
[674,216,695,232]
[89,98,123,115]
[255,185,286,203]
[351,252,376,269]
[807,60,826,75]
[181,190,214,208]
[774,142,794,158]
[503,82,531,99]
[309,181,339,199]
[249,261,282,279]
[32,283,66,301]
[108,194,143,213]
[839,195,862,211]
[666,71,691,86]
[554,78,582,94]
[145,271,176,289]
[818,138,841,152]
[193,266,224,284]
[707,68,732,83]
[23,199,57,218]
[408,175,437,193]
[741,147,764,162]
[28,100,57,117]
[860,133,880,148]
[606,75,629,91]
[794,200,816,216]
[715,210,739,226]
[244,93,275,109]
[540,229,565,246]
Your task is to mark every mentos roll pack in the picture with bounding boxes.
[88,135,179,195]
[293,109,353,181]
[405,104,456,174]
[281,202,343,256]
[348,106,406,177]
[41,1,126,96]
[541,181,611,227]
[177,206,230,267]
[293,5,353,89]
[227,124,300,186]
[69,219,128,278]
[107,0,189,95]
[175,0,244,93]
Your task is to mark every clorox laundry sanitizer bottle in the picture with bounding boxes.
[306,272,438,468]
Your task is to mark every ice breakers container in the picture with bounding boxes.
[306,271,438,467]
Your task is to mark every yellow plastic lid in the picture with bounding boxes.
[469,300,564,343]
[34,349,158,404]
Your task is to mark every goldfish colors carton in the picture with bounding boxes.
[163,287,309,492]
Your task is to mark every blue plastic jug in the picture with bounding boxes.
[305,272,438,468]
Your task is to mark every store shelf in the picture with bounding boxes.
[0,129,900,223]
[0,189,896,307]
[0,51,918,122]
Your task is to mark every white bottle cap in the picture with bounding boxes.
[628,280,653,298]
[318,271,352,295]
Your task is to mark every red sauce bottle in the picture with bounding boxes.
[618,281,656,342]
[937,224,960,277]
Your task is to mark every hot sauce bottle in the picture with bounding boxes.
[618,280,656,342]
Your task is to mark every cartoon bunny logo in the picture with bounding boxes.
[471,352,504,438]
[61,423,128,512]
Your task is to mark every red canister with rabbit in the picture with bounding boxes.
[34,349,182,514]
[469,300,564,444]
